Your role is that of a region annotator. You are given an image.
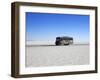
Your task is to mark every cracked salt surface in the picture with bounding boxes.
[26,44,89,67]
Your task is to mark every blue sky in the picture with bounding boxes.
[26,12,90,43]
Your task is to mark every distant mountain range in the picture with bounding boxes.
[26,41,89,45]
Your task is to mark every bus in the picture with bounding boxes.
[55,36,73,45]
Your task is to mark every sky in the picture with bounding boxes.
[26,12,90,43]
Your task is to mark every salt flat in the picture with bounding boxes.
[26,44,89,67]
